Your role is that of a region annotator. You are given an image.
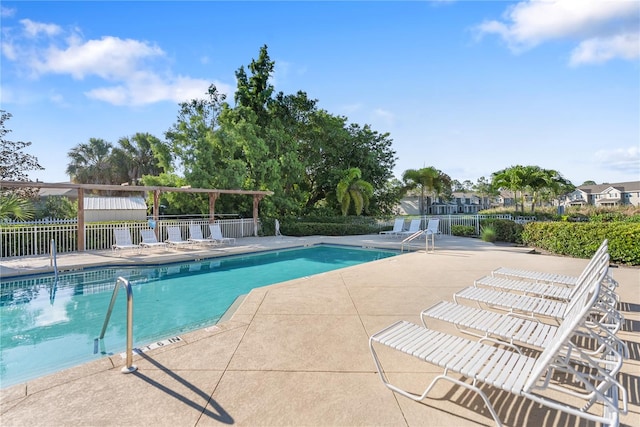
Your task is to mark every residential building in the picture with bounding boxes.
[562,181,640,207]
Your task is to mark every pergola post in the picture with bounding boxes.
[153,190,160,238]
[77,188,85,251]
[252,194,265,237]
[209,192,219,223]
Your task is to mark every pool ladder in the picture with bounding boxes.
[99,277,137,374]
[400,230,425,252]
[49,239,59,304]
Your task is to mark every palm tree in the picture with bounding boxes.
[0,194,34,220]
[493,165,574,212]
[112,133,169,185]
[336,168,373,216]
[66,138,114,184]
[492,166,526,212]
[402,167,440,215]
[530,168,574,211]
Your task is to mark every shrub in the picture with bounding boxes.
[480,226,497,242]
[279,215,379,236]
[521,221,640,265]
[451,225,475,236]
[479,219,524,243]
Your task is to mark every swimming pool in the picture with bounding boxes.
[0,244,397,388]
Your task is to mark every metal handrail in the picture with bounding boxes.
[99,277,137,374]
[400,230,424,252]
[49,239,59,304]
[50,239,58,281]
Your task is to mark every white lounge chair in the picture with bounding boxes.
[453,252,618,324]
[112,228,141,254]
[474,240,613,301]
[379,218,405,237]
[140,229,168,250]
[491,240,609,286]
[370,271,628,426]
[209,223,235,245]
[422,253,627,356]
[165,226,193,248]
[188,224,217,246]
[397,218,421,237]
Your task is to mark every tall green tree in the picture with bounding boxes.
[66,138,114,185]
[492,165,574,212]
[0,110,44,199]
[401,167,441,215]
[525,167,573,211]
[335,168,373,216]
[234,44,275,128]
[163,45,397,217]
[491,165,526,212]
[111,133,171,185]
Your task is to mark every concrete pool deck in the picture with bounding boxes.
[1,234,639,426]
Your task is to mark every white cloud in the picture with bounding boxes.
[20,18,62,38]
[86,73,231,106]
[34,36,165,80]
[570,32,640,65]
[2,19,227,106]
[594,146,640,174]
[477,0,639,64]
[1,6,16,18]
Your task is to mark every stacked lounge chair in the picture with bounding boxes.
[369,239,628,426]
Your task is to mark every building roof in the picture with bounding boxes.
[577,181,640,194]
[83,197,147,210]
[39,187,78,198]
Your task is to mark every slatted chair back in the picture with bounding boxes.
[140,229,159,244]
[189,224,205,240]
[114,228,134,246]
[425,218,439,235]
[167,226,185,242]
[523,254,609,392]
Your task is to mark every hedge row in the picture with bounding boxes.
[280,221,379,236]
[521,222,640,266]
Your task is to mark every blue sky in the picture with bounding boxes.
[2,1,639,187]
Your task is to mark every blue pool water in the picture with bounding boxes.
[0,245,397,388]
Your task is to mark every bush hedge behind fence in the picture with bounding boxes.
[521,222,640,266]
[280,216,380,236]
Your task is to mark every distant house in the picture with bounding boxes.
[84,197,148,222]
[562,181,640,208]
[494,191,516,208]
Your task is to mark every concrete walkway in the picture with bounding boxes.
[1,235,638,426]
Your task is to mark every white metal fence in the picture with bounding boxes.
[382,214,532,236]
[1,214,535,259]
[1,218,259,258]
